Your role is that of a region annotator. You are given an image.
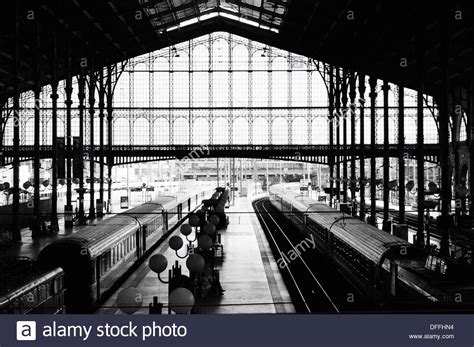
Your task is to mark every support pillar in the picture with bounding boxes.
[358,74,366,221]
[11,1,21,241]
[106,65,114,213]
[50,24,59,233]
[335,68,341,205]
[32,10,41,237]
[88,65,96,219]
[416,32,426,248]
[382,81,391,232]
[341,69,348,203]
[438,2,451,256]
[328,66,335,207]
[416,94,426,246]
[65,41,73,228]
[77,74,86,223]
[98,68,105,217]
[398,87,406,224]
[469,79,474,215]
[349,72,357,216]
[369,77,377,226]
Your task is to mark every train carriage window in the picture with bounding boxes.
[105,252,110,271]
[101,255,106,276]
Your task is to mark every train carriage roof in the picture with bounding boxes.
[269,183,417,265]
[45,217,140,259]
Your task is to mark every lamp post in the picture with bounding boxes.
[145,203,223,314]
[148,228,208,314]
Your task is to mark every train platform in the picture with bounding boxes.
[98,195,295,314]
[0,183,210,260]
[0,196,134,260]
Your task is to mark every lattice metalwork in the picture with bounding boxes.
[3,32,441,152]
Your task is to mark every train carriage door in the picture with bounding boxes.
[136,227,141,259]
[178,204,183,220]
[95,257,101,302]
[162,210,169,232]
[142,225,148,254]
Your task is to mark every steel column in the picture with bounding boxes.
[88,63,96,219]
[98,68,105,217]
[438,2,452,256]
[341,69,348,203]
[11,1,21,241]
[328,65,335,207]
[32,10,41,237]
[49,13,59,233]
[335,68,341,205]
[416,30,426,248]
[369,77,377,226]
[358,74,366,221]
[398,87,406,224]
[65,41,73,209]
[416,92,426,246]
[106,65,114,213]
[77,74,86,223]
[349,72,357,216]
[382,81,390,231]
[469,79,474,215]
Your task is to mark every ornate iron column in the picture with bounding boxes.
[349,71,357,216]
[49,13,59,233]
[32,8,41,237]
[416,45,425,247]
[382,81,391,232]
[11,0,21,241]
[64,39,73,229]
[369,77,377,226]
[88,62,96,219]
[77,74,86,222]
[398,86,406,224]
[335,68,341,204]
[98,68,105,217]
[65,41,73,209]
[106,65,114,213]
[469,79,474,215]
[358,74,366,221]
[341,69,349,203]
[328,65,335,207]
[438,2,452,256]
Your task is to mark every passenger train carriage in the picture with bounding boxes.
[38,188,213,313]
[269,183,452,306]
[0,257,65,314]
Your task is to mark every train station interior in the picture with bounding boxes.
[0,0,473,314]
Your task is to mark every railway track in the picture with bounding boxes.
[253,198,370,313]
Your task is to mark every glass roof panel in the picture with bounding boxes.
[140,0,289,33]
